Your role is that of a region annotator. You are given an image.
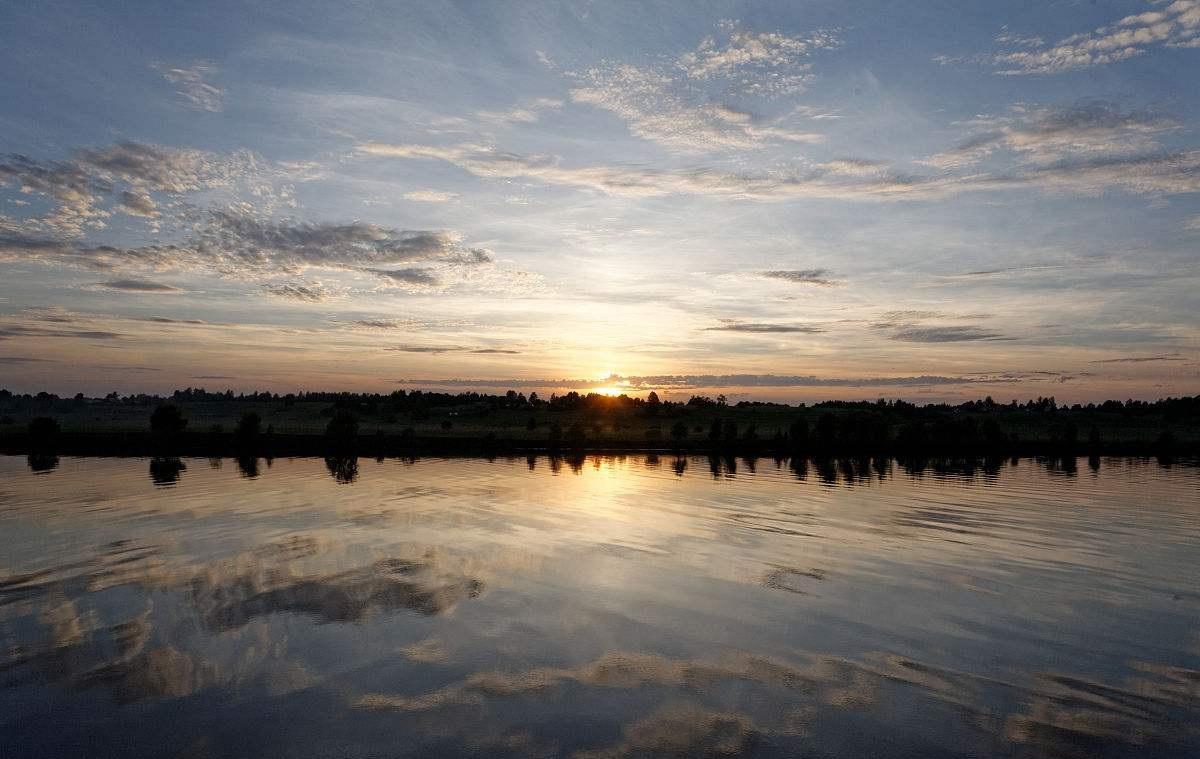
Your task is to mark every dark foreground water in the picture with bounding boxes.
[1,455,1197,759]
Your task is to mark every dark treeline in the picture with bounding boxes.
[1,386,1197,458]
[4,385,1199,417]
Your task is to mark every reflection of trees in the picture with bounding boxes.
[236,455,260,479]
[324,455,358,484]
[148,457,186,487]
[26,453,59,473]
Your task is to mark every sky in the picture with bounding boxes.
[1,0,1198,402]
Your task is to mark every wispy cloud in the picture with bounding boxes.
[0,141,272,236]
[94,278,183,293]
[155,61,225,112]
[759,269,842,286]
[948,1,1200,75]
[387,344,519,355]
[1089,353,1188,364]
[568,24,835,153]
[361,140,1200,201]
[403,190,459,202]
[926,101,1179,169]
[0,356,57,364]
[262,283,336,302]
[703,320,825,333]
[889,325,1009,343]
[366,267,441,289]
[0,323,122,341]
[475,98,562,126]
[870,311,1008,343]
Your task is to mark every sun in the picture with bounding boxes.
[592,385,625,397]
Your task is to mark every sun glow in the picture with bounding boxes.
[592,385,626,397]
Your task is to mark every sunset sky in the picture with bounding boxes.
[2,0,1198,401]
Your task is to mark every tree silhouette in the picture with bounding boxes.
[150,404,187,435]
[27,416,60,451]
[646,391,661,416]
[325,409,359,451]
[149,457,186,486]
[815,413,836,449]
[789,417,808,450]
[670,420,688,443]
[236,412,261,448]
[708,418,722,443]
[722,419,738,444]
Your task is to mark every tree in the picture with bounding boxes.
[670,420,688,443]
[722,419,738,444]
[708,418,723,443]
[150,404,187,435]
[236,412,261,441]
[325,409,359,449]
[789,417,808,450]
[28,417,60,453]
[646,391,661,416]
[566,421,587,450]
[815,413,836,449]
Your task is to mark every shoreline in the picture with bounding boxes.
[3,431,1193,459]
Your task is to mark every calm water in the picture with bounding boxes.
[1,455,1197,759]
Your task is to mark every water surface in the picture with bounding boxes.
[1,455,1197,758]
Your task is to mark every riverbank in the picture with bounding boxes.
[2,429,1193,458]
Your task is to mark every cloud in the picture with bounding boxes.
[679,27,840,89]
[387,344,467,354]
[0,142,269,236]
[396,373,988,390]
[703,320,825,333]
[116,190,159,218]
[759,269,841,286]
[475,98,562,126]
[358,142,932,200]
[154,61,225,112]
[187,212,468,276]
[975,1,1200,74]
[144,316,207,324]
[0,323,122,340]
[367,267,441,289]
[1089,353,1188,363]
[0,356,57,364]
[890,325,1008,342]
[386,344,520,355]
[937,264,1064,280]
[869,311,1008,343]
[362,140,1200,202]
[94,278,182,293]
[926,102,1179,169]
[567,24,835,153]
[570,69,823,153]
[3,205,492,281]
[403,190,459,202]
[350,319,408,329]
[262,283,335,302]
